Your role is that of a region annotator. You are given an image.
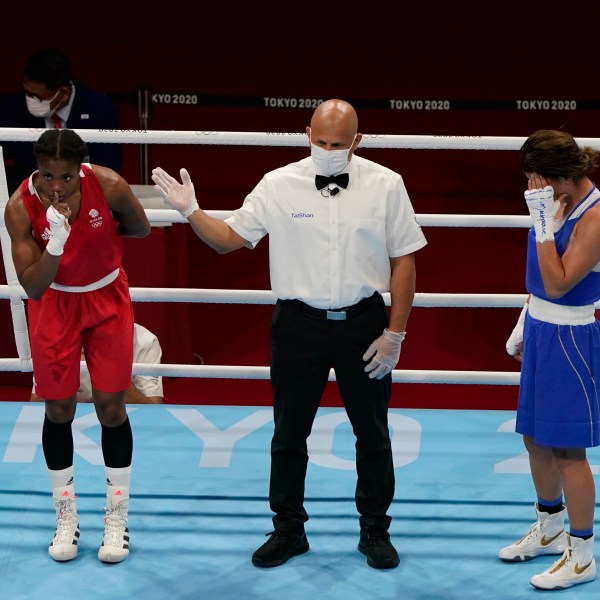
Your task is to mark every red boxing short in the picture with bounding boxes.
[28,269,134,400]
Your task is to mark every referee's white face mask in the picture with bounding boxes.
[310,133,356,176]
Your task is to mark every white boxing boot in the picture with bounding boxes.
[530,533,596,590]
[98,483,130,563]
[48,483,80,561]
[499,504,567,562]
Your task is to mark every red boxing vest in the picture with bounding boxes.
[21,164,123,287]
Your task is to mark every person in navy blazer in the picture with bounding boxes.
[0,48,122,194]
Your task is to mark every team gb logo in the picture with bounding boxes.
[88,208,103,229]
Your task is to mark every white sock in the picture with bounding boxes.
[105,466,131,489]
[48,466,74,492]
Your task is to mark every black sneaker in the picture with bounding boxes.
[358,528,400,569]
[252,529,309,568]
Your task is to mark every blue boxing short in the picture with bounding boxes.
[516,297,600,448]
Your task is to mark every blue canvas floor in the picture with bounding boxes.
[0,401,599,600]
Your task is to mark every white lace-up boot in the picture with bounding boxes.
[499,504,567,562]
[530,533,596,590]
[48,483,80,561]
[98,483,129,563]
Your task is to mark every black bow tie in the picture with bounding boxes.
[315,173,349,191]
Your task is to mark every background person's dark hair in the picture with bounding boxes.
[24,49,72,89]
[519,129,599,180]
[33,129,88,165]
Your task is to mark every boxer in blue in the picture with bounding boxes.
[501,130,600,590]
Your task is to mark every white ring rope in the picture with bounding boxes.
[0,207,534,229]
[0,361,522,385]
[127,365,522,386]
[0,360,519,385]
[2,127,600,150]
[0,285,530,307]
[141,209,533,229]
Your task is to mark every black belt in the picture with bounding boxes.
[287,292,382,321]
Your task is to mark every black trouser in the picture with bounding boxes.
[269,293,394,532]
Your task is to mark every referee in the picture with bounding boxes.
[152,98,427,570]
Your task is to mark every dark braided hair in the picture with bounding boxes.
[519,130,599,180]
[33,129,88,166]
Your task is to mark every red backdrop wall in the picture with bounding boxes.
[2,1,600,407]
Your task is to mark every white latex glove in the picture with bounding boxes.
[151,167,200,218]
[506,301,528,359]
[45,205,71,256]
[363,328,406,380]
[524,185,560,242]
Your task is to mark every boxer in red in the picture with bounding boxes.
[4,128,150,563]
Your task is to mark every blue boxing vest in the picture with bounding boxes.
[526,185,600,306]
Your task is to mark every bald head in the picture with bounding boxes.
[311,99,358,133]
[306,99,361,155]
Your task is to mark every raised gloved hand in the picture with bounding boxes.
[524,185,560,243]
[45,205,71,256]
[363,328,406,380]
[151,167,199,218]
[506,301,528,360]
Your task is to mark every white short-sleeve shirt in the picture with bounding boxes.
[225,155,427,309]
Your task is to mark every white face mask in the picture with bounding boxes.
[310,133,356,176]
[25,89,61,118]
